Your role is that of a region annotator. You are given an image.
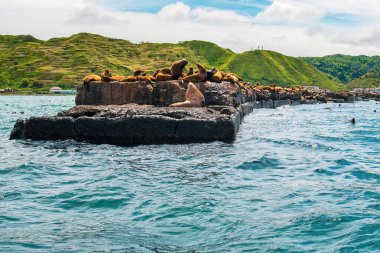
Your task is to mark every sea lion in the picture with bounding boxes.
[209,67,223,83]
[133,70,146,76]
[153,68,172,81]
[137,75,156,83]
[169,82,205,107]
[156,73,173,81]
[185,67,193,76]
[120,76,138,82]
[83,74,101,84]
[224,73,239,83]
[171,59,188,80]
[181,62,207,83]
[153,68,171,77]
[100,69,126,82]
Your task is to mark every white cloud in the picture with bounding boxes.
[66,5,129,25]
[1,0,380,56]
[158,2,191,20]
[192,8,250,24]
[254,1,324,24]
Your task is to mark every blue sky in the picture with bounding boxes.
[100,0,269,15]
[1,0,380,56]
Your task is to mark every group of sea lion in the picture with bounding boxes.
[82,59,247,85]
[81,60,320,108]
[82,59,250,107]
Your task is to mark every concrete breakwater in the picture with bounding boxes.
[10,81,257,144]
[10,104,255,145]
[9,80,366,145]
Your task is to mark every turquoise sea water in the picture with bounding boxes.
[0,96,379,252]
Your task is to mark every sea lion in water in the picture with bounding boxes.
[181,62,207,83]
[169,82,205,107]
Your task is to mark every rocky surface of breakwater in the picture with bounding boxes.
[10,81,258,145]
[75,80,254,106]
[10,104,255,145]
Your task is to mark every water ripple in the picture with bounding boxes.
[0,96,379,252]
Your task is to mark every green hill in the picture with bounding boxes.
[347,69,380,89]
[0,33,340,91]
[303,54,380,88]
[225,50,339,89]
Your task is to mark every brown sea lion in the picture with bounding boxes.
[120,76,138,82]
[181,62,207,83]
[83,74,101,84]
[153,68,171,77]
[209,67,223,83]
[169,82,205,107]
[100,69,126,82]
[224,73,240,83]
[170,59,188,80]
[137,75,156,83]
[156,73,172,81]
[186,66,194,76]
[224,74,238,83]
[133,70,146,76]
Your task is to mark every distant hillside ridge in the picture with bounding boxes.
[303,54,380,88]
[0,33,340,90]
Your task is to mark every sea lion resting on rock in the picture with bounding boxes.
[209,67,223,83]
[186,67,193,76]
[133,70,146,76]
[181,62,207,83]
[119,70,142,82]
[153,59,188,81]
[169,82,205,107]
[100,69,126,82]
[223,72,242,83]
[153,68,172,81]
[83,74,101,84]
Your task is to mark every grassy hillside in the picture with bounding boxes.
[303,54,380,88]
[226,50,340,89]
[0,33,340,90]
[347,69,380,89]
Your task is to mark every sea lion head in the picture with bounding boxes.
[195,62,206,73]
[187,67,193,73]
[153,68,171,77]
[195,62,207,81]
[133,70,146,76]
[102,69,112,77]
